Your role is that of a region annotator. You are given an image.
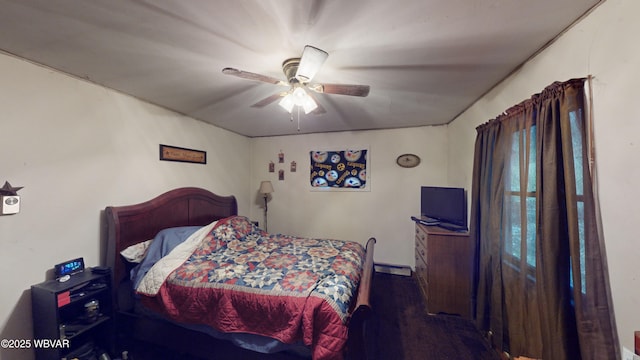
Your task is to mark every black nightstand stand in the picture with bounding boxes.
[31,268,114,360]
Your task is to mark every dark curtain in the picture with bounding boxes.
[470,78,619,359]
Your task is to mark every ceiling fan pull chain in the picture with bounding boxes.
[297,106,301,131]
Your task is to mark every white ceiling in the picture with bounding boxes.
[0,0,601,137]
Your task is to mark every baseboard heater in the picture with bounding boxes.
[374,263,412,277]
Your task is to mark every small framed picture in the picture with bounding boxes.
[159,144,206,164]
[290,161,297,172]
[279,169,285,180]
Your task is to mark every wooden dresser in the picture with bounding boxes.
[414,222,474,319]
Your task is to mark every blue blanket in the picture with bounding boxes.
[131,226,201,289]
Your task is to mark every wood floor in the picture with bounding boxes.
[370,272,499,360]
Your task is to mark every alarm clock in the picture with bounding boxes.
[54,257,85,279]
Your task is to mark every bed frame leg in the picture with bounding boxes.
[347,306,375,360]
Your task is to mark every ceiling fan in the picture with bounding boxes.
[222,45,370,115]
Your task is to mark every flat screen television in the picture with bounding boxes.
[420,186,467,231]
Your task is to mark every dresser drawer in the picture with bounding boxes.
[414,253,428,299]
[415,236,427,263]
[415,225,427,248]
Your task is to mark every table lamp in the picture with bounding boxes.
[259,181,274,231]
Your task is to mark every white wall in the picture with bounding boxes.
[0,53,252,359]
[250,126,449,267]
[447,0,640,353]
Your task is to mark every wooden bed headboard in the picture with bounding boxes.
[105,187,238,290]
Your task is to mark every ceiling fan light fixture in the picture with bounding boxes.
[279,86,317,114]
[278,94,295,113]
[302,96,318,114]
[292,87,308,105]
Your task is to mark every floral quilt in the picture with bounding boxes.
[137,215,366,360]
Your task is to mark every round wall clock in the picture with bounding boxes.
[396,154,421,168]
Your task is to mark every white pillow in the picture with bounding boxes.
[120,240,153,263]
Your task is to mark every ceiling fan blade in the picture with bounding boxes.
[222,67,287,86]
[295,45,328,82]
[251,92,287,108]
[309,83,370,97]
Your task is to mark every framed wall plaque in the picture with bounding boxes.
[310,149,369,191]
[159,144,207,164]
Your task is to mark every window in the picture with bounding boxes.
[569,109,586,294]
[502,111,587,294]
[503,125,537,276]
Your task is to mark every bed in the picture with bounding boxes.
[105,187,376,360]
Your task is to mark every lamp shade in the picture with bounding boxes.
[259,181,274,194]
[302,95,318,114]
[278,94,295,113]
